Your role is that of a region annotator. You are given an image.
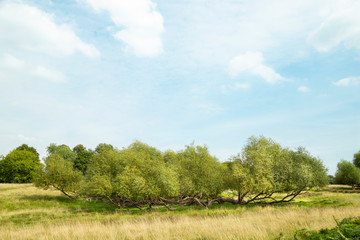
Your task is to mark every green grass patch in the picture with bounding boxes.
[1,184,360,227]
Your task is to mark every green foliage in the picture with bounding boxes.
[16,144,39,158]
[224,136,328,204]
[229,136,280,194]
[72,144,94,174]
[291,217,360,239]
[95,143,114,153]
[32,137,328,208]
[353,150,360,168]
[176,144,224,197]
[82,141,179,207]
[0,148,40,183]
[288,147,329,189]
[34,154,83,198]
[334,160,360,187]
[47,143,76,162]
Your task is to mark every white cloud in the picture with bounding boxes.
[333,76,360,86]
[18,134,36,142]
[229,52,284,83]
[81,0,164,57]
[33,66,67,83]
[0,2,100,58]
[1,54,24,69]
[308,3,360,52]
[298,86,311,92]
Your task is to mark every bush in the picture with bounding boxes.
[291,217,360,239]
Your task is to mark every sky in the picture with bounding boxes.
[0,0,360,174]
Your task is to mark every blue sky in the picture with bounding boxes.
[0,0,360,174]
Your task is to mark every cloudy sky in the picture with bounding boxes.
[1,0,360,174]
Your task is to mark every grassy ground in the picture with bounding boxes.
[0,184,360,239]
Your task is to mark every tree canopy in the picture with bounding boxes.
[334,160,360,189]
[353,150,360,168]
[34,153,82,198]
[223,136,328,204]
[0,147,40,183]
[72,144,94,174]
[82,141,179,209]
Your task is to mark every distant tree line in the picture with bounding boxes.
[332,150,360,189]
[0,136,329,209]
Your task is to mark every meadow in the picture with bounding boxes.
[0,184,360,239]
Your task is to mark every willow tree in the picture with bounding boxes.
[34,144,82,198]
[34,154,83,198]
[224,136,281,204]
[174,144,225,207]
[223,136,328,204]
[82,141,179,209]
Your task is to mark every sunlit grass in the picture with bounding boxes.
[1,184,360,239]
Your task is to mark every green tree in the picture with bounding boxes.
[334,160,360,190]
[34,154,82,198]
[82,141,179,209]
[224,136,328,204]
[0,148,40,183]
[289,147,329,189]
[16,144,39,158]
[95,143,114,153]
[224,136,282,204]
[353,150,360,168]
[72,144,94,174]
[47,143,76,162]
[175,143,224,207]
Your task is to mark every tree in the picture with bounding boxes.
[34,154,82,198]
[353,150,360,168]
[16,144,39,158]
[95,143,114,153]
[223,136,328,205]
[334,160,360,190]
[224,136,283,204]
[34,143,83,198]
[72,144,94,174]
[47,143,76,162]
[82,141,179,209]
[175,143,224,207]
[0,148,40,183]
[289,147,329,189]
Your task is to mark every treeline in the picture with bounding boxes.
[332,150,360,189]
[0,136,329,209]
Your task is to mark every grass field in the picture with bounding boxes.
[0,184,360,239]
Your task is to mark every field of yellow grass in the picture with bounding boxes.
[1,184,360,239]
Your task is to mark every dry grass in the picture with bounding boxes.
[2,207,360,240]
[1,184,360,240]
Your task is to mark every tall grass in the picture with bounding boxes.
[1,184,360,239]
